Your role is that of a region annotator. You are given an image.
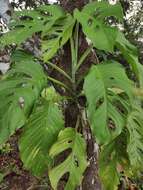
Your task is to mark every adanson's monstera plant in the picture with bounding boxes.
[0,1,143,190]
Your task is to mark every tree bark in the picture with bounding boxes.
[57,1,102,190]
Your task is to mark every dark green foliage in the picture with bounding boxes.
[0,2,143,190]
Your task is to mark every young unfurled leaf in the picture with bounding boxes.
[84,61,133,144]
[74,2,123,52]
[41,86,60,102]
[49,128,88,190]
[0,51,46,144]
[19,99,64,176]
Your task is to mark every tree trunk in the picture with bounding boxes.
[56,1,102,190]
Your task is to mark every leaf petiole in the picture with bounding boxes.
[47,61,73,83]
[47,76,71,92]
[75,46,92,72]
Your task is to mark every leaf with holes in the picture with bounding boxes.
[49,128,88,190]
[42,14,75,61]
[0,50,46,144]
[116,31,143,87]
[74,1,123,52]
[84,61,133,144]
[127,106,143,172]
[19,99,64,176]
[0,4,65,47]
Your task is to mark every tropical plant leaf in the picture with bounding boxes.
[99,133,129,190]
[74,1,123,52]
[82,1,123,21]
[49,128,88,190]
[0,4,65,47]
[100,158,119,190]
[84,61,133,144]
[41,86,61,102]
[115,31,143,87]
[99,143,120,190]
[0,51,46,144]
[19,98,64,176]
[126,106,143,172]
[42,14,75,61]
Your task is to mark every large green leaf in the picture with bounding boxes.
[0,51,46,144]
[126,106,143,172]
[74,2,123,52]
[82,1,123,21]
[42,14,75,61]
[19,99,64,176]
[0,5,65,47]
[84,61,133,144]
[49,128,88,190]
[116,31,143,87]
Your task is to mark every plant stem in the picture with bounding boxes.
[70,22,79,86]
[75,22,79,66]
[76,46,92,72]
[47,61,73,83]
[70,36,76,84]
[75,114,80,131]
[47,76,71,91]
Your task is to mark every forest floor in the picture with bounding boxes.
[0,132,50,190]
[0,134,142,190]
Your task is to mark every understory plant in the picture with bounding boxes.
[0,1,143,189]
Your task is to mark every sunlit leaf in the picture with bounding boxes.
[49,128,88,190]
[84,61,133,144]
[74,2,123,52]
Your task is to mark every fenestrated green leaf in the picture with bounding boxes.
[42,14,75,61]
[82,1,123,21]
[116,31,143,87]
[126,106,143,172]
[49,128,88,190]
[19,99,64,176]
[0,51,47,144]
[0,5,65,47]
[74,2,123,52]
[84,61,133,144]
